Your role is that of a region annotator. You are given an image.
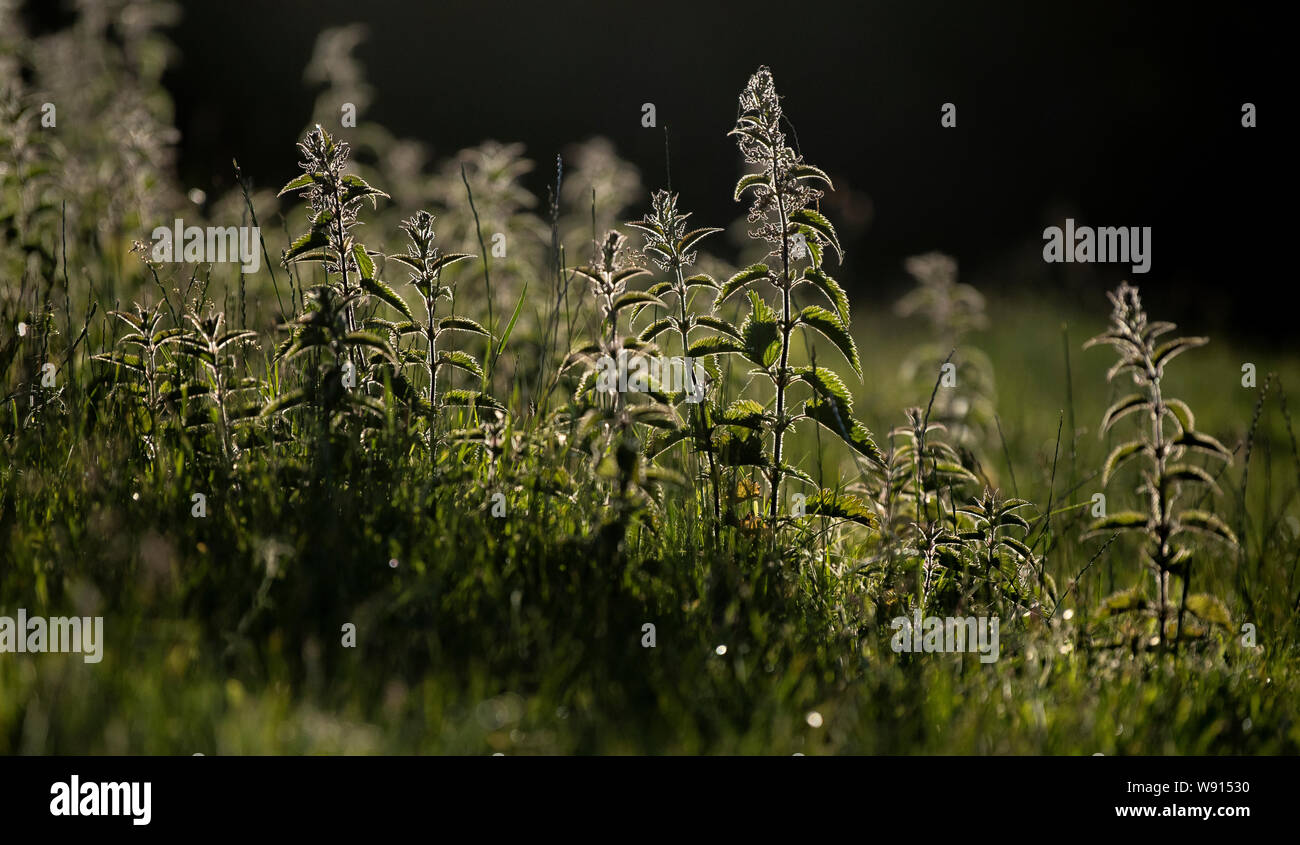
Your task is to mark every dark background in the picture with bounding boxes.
[29,1,1289,342]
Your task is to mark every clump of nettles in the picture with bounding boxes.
[894,252,995,445]
[1085,281,1236,650]
[564,230,679,514]
[694,65,879,530]
[626,189,731,518]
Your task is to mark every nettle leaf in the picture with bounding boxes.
[688,335,745,357]
[1085,511,1150,537]
[1175,510,1238,545]
[694,315,742,341]
[341,173,390,206]
[613,290,668,313]
[1152,336,1207,372]
[684,273,718,290]
[1163,398,1196,433]
[1101,440,1149,485]
[1165,463,1221,493]
[284,227,330,262]
[741,291,781,368]
[646,426,692,457]
[93,352,144,374]
[260,387,309,417]
[612,267,651,287]
[277,172,323,197]
[438,350,484,379]
[631,281,674,321]
[804,395,883,465]
[626,403,678,429]
[795,365,853,410]
[343,331,397,361]
[798,266,850,324]
[678,227,723,255]
[997,535,1036,561]
[797,305,861,377]
[720,398,767,429]
[788,207,843,262]
[1172,428,1233,461]
[442,389,504,412]
[638,318,675,343]
[789,164,834,189]
[438,316,491,337]
[1101,393,1152,433]
[360,277,415,322]
[803,490,875,527]
[1184,593,1232,626]
[714,264,772,310]
[733,171,769,201]
[352,243,376,280]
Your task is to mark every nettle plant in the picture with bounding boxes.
[700,66,881,528]
[565,230,682,511]
[1085,282,1236,649]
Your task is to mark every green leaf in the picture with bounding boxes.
[613,290,668,313]
[639,318,675,343]
[714,264,772,310]
[360,277,415,321]
[803,490,876,527]
[260,387,309,417]
[438,316,491,337]
[741,291,781,368]
[683,273,718,290]
[677,227,724,255]
[1101,440,1149,485]
[646,426,692,457]
[797,305,861,377]
[799,266,850,324]
[788,207,843,262]
[341,173,390,206]
[352,243,376,281]
[1085,511,1150,537]
[442,389,504,412]
[789,164,834,189]
[1101,393,1151,433]
[733,171,769,200]
[1165,463,1221,493]
[1152,336,1207,372]
[1163,398,1195,433]
[720,399,767,429]
[284,227,330,262]
[694,315,741,341]
[1175,510,1238,545]
[343,331,397,361]
[277,172,320,197]
[804,396,883,465]
[1172,428,1233,461]
[688,335,746,357]
[438,350,484,379]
